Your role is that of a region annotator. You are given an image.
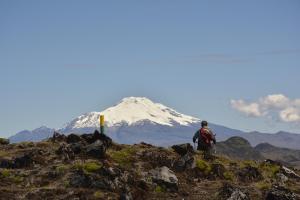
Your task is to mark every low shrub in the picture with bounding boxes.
[196,159,212,175]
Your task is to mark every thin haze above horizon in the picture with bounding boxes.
[0,1,300,137]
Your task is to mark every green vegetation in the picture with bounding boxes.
[94,191,104,198]
[0,169,24,184]
[196,159,212,175]
[0,169,11,178]
[255,180,272,190]
[259,162,280,178]
[223,171,234,181]
[73,161,102,173]
[108,146,137,168]
[241,160,258,168]
[154,185,166,193]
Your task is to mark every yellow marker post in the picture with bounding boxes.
[100,115,105,134]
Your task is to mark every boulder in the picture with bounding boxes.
[281,166,300,180]
[219,183,250,200]
[93,130,112,148]
[69,143,83,154]
[173,153,194,172]
[238,166,262,182]
[171,143,194,156]
[13,154,33,168]
[56,143,75,161]
[92,177,115,191]
[0,138,9,145]
[211,163,226,179]
[66,134,82,144]
[266,186,298,200]
[276,173,289,187]
[51,132,66,142]
[149,166,178,191]
[0,159,13,168]
[86,140,106,158]
[100,167,122,178]
[81,133,95,144]
[69,170,91,188]
[120,193,133,200]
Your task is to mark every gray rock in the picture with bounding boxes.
[69,143,83,154]
[276,173,288,187]
[238,166,262,182]
[228,190,249,200]
[266,186,298,200]
[69,170,91,188]
[219,183,250,200]
[171,143,194,156]
[281,166,300,180]
[66,134,82,144]
[86,140,106,158]
[120,193,133,200]
[13,154,33,168]
[51,132,66,142]
[173,153,194,172]
[0,159,13,168]
[149,166,178,191]
[56,143,75,161]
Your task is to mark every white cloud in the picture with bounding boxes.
[231,94,300,124]
[230,100,262,117]
[280,107,300,122]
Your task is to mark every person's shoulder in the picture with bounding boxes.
[206,127,214,133]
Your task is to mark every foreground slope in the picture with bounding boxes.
[1,132,300,200]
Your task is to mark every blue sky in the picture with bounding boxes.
[0,0,300,137]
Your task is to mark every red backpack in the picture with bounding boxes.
[199,127,213,144]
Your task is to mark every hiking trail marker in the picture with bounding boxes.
[100,115,105,134]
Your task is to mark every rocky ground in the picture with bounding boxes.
[0,131,300,200]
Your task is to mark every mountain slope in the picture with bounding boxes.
[9,126,54,143]
[255,143,300,168]
[216,136,265,161]
[241,131,300,150]
[61,97,200,131]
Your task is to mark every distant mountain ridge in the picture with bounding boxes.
[255,143,300,168]
[8,97,300,149]
[215,136,300,169]
[216,136,265,161]
[9,126,54,143]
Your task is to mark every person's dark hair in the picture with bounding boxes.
[201,120,208,127]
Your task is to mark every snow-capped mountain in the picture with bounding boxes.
[61,97,200,132]
[59,97,241,145]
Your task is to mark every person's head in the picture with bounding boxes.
[201,120,208,127]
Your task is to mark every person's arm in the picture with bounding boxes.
[208,129,216,144]
[193,130,199,143]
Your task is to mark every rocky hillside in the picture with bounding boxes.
[255,143,300,169]
[216,137,265,161]
[0,132,300,200]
